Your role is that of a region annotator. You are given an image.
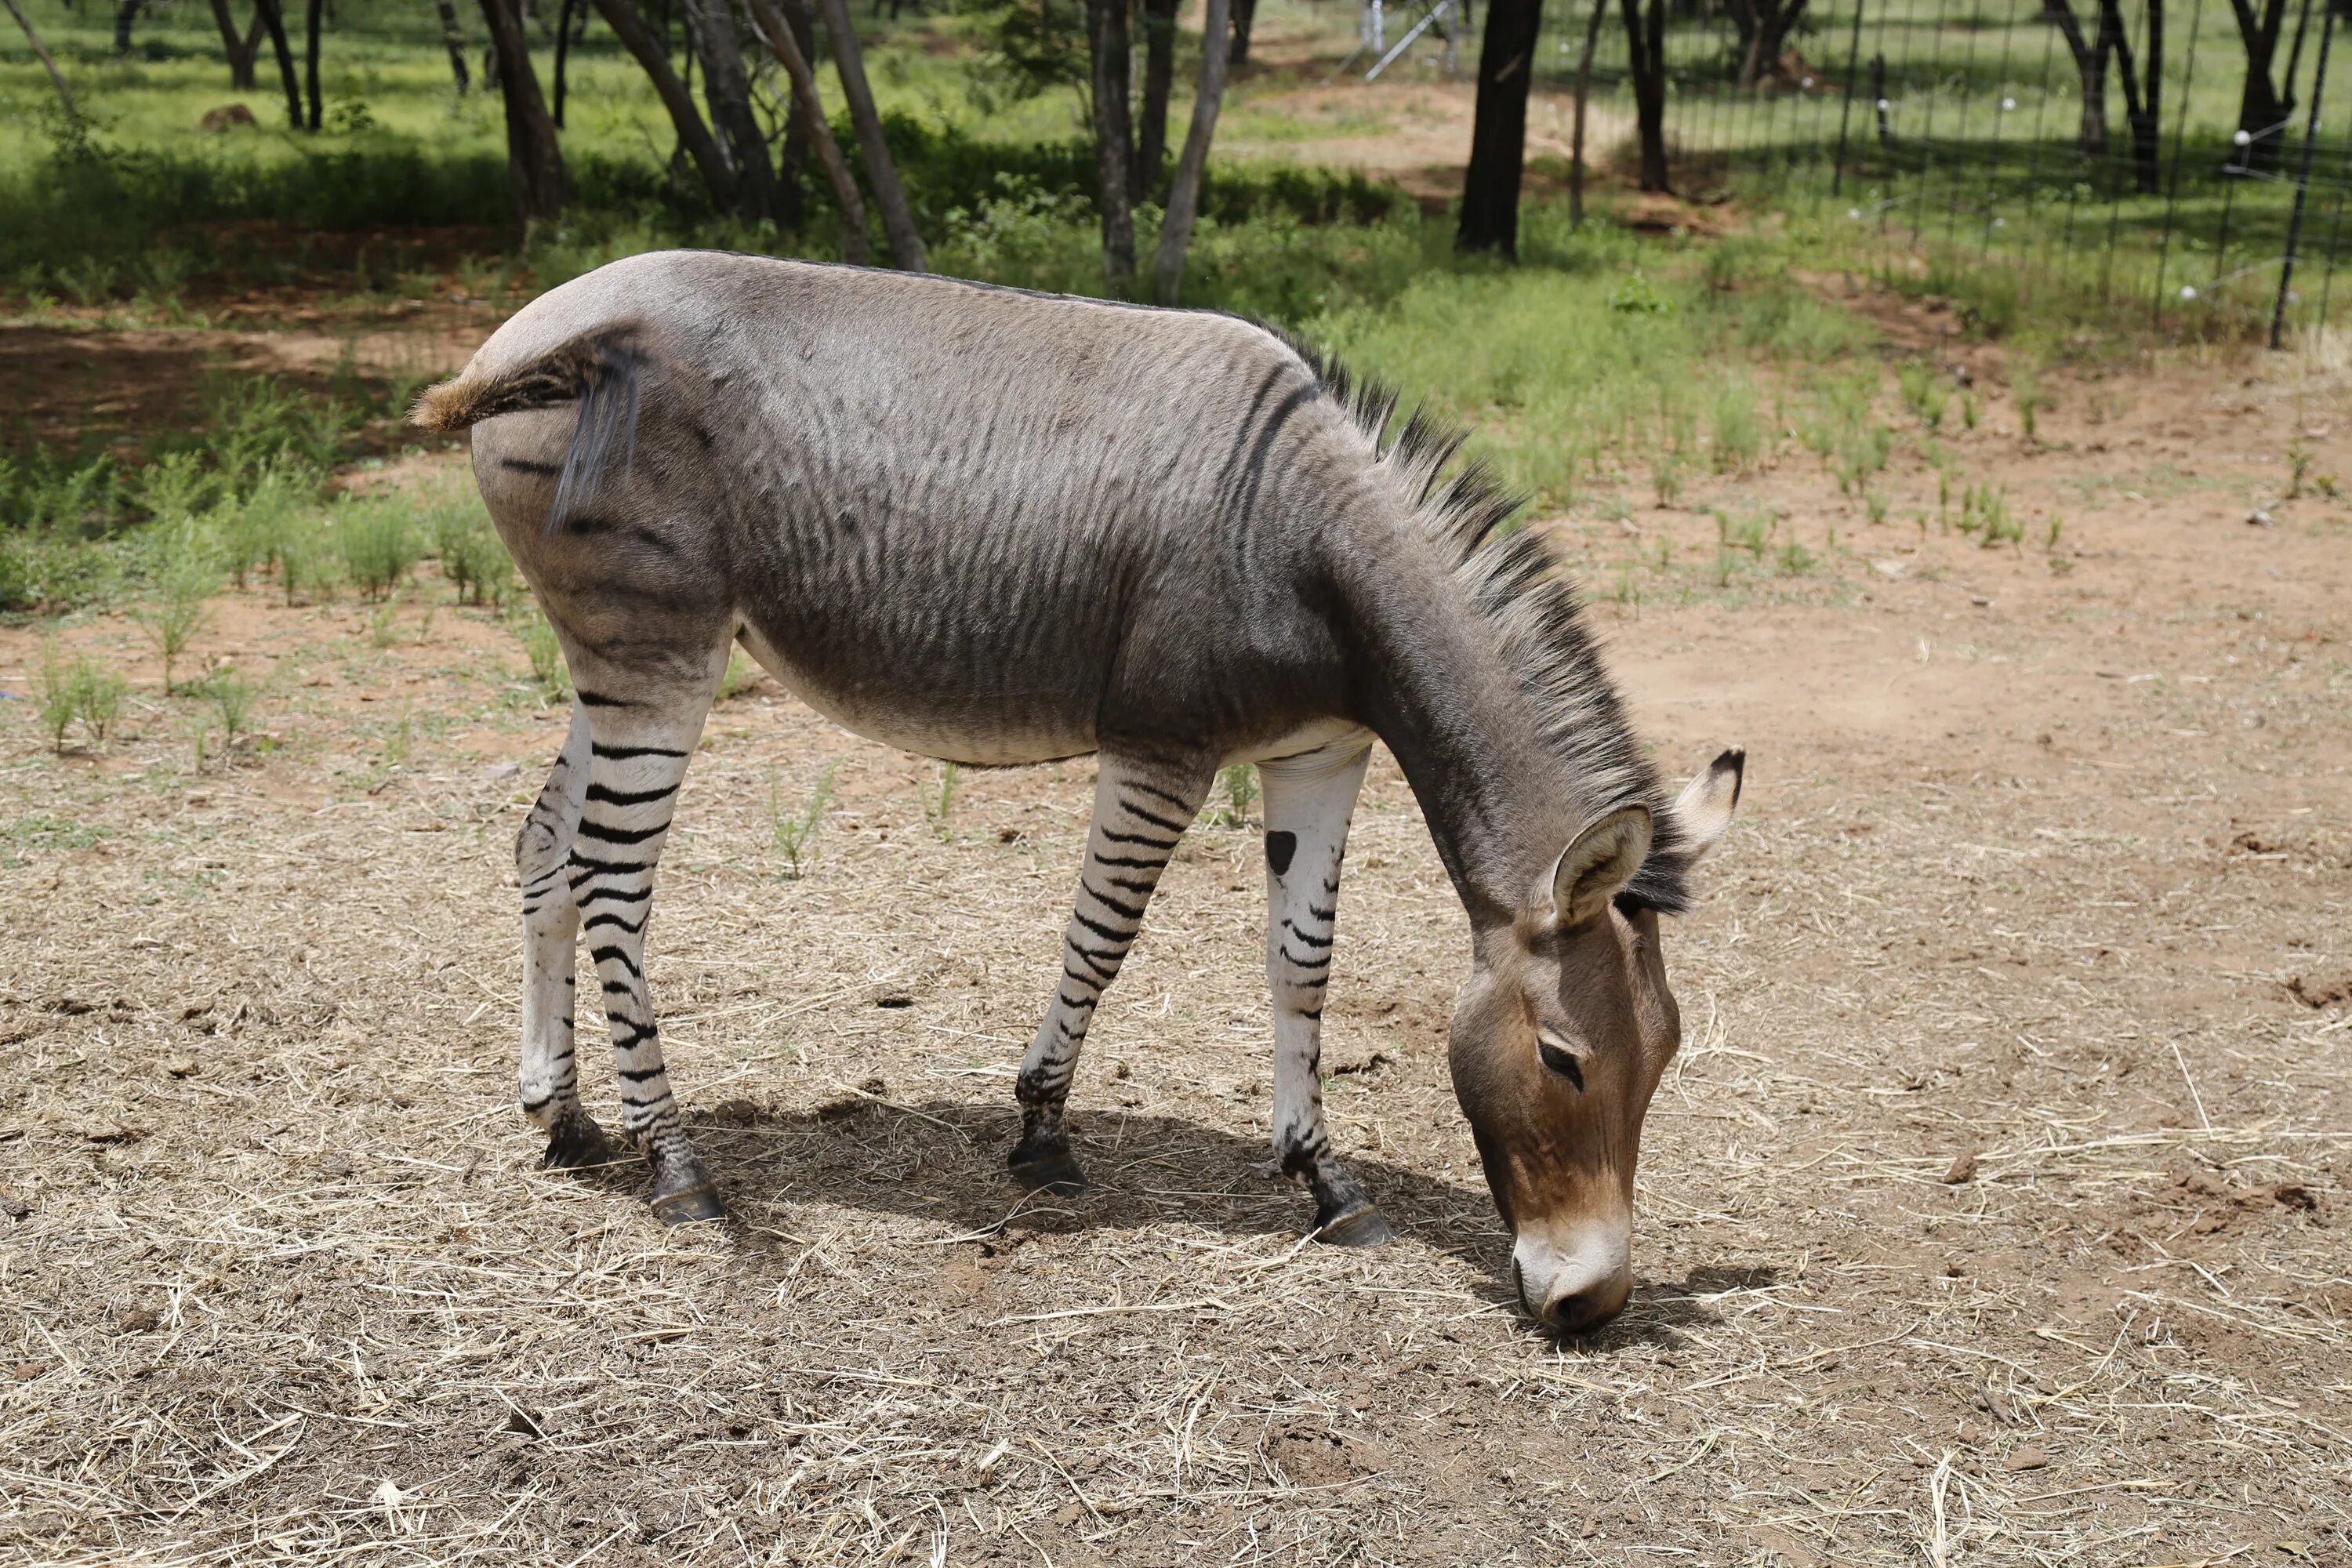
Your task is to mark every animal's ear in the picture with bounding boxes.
[1541,804,1653,930]
[1668,748,1745,862]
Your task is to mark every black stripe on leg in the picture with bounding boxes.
[1080,884,1144,920]
[1118,801,1189,834]
[586,782,681,808]
[574,819,669,847]
[1096,854,1171,870]
[618,1065,666,1083]
[1071,911,1136,945]
[590,944,644,979]
[593,742,689,760]
[577,885,652,909]
[1102,829,1180,850]
[583,910,648,935]
[1126,781,1194,811]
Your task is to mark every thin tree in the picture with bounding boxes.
[205,0,267,89]
[434,0,470,90]
[1155,0,1232,302]
[590,0,739,212]
[2100,0,2161,192]
[1230,0,1257,63]
[1621,0,1671,191]
[1458,0,1544,255]
[1727,0,1806,85]
[1084,0,1137,285]
[2230,0,2302,174]
[817,0,926,268]
[1135,0,1178,202]
[3,0,75,117]
[553,0,578,125]
[1569,0,1609,225]
[477,0,567,224]
[303,0,323,129]
[745,0,873,262]
[2043,0,2114,160]
[253,0,305,127]
[681,0,783,221]
[113,0,141,53]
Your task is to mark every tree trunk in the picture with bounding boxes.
[1230,0,1256,64]
[746,0,869,260]
[1135,0,1178,203]
[434,0,470,90]
[112,0,140,53]
[3,0,75,116]
[477,0,567,225]
[1570,0,1607,227]
[681,0,782,222]
[2096,0,2161,193]
[303,0,322,129]
[1085,0,1136,286]
[2230,0,2293,174]
[253,0,304,126]
[1730,0,1805,86]
[207,0,263,88]
[1457,0,1543,255]
[553,0,577,125]
[816,0,925,267]
[1622,0,1670,192]
[2042,0,2109,161]
[590,0,739,211]
[772,0,815,204]
[1154,0,1231,303]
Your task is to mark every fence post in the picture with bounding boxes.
[1832,0,1866,197]
[2274,4,2337,349]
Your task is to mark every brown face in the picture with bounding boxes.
[1449,753,1744,1335]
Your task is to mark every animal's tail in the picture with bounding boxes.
[411,325,651,529]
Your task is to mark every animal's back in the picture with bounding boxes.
[456,252,1398,764]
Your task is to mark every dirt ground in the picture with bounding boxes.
[2,300,2350,1567]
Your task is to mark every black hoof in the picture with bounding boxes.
[649,1178,727,1225]
[1008,1149,1088,1196]
[541,1109,616,1171]
[1313,1202,1396,1247]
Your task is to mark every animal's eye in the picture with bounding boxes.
[1537,1029,1585,1091]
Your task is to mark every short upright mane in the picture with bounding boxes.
[1278,334,1694,913]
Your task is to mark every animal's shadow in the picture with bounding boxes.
[579,1093,1766,1345]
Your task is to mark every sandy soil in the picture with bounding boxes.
[1,305,2349,1566]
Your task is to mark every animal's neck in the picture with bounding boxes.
[1338,545,1587,930]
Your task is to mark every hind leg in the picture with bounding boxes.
[1010,753,1215,1193]
[561,644,729,1224]
[516,703,612,1169]
[1260,743,1392,1245]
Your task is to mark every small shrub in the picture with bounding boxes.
[921,761,961,840]
[430,504,516,608]
[514,605,571,702]
[1898,362,1951,430]
[719,647,760,702]
[1708,380,1763,474]
[135,521,220,693]
[1203,762,1259,828]
[197,663,260,745]
[335,499,419,602]
[34,641,80,752]
[768,760,838,879]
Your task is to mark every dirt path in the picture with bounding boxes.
[1,326,2348,1564]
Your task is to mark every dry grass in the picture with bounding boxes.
[2,343,2350,1566]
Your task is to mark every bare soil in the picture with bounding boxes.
[2,309,2349,1566]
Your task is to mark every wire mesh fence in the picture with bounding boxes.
[1337,0,2352,341]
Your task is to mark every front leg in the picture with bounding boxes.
[1261,743,1392,1246]
[1010,753,1215,1194]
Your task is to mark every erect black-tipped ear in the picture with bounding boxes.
[1668,748,1744,862]
[1540,804,1653,930]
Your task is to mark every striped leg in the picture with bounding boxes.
[566,674,724,1225]
[1009,753,1215,1193]
[1261,743,1392,1246]
[516,703,609,1168]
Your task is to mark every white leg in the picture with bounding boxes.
[1261,742,1392,1244]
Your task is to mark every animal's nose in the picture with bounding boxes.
[1543,1282,1626,1335]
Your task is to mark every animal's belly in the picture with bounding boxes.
[734,623,1096,765]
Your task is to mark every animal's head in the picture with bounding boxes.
[1448,749,1744,1336]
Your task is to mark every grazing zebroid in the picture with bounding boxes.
[416,251,1744,1334]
